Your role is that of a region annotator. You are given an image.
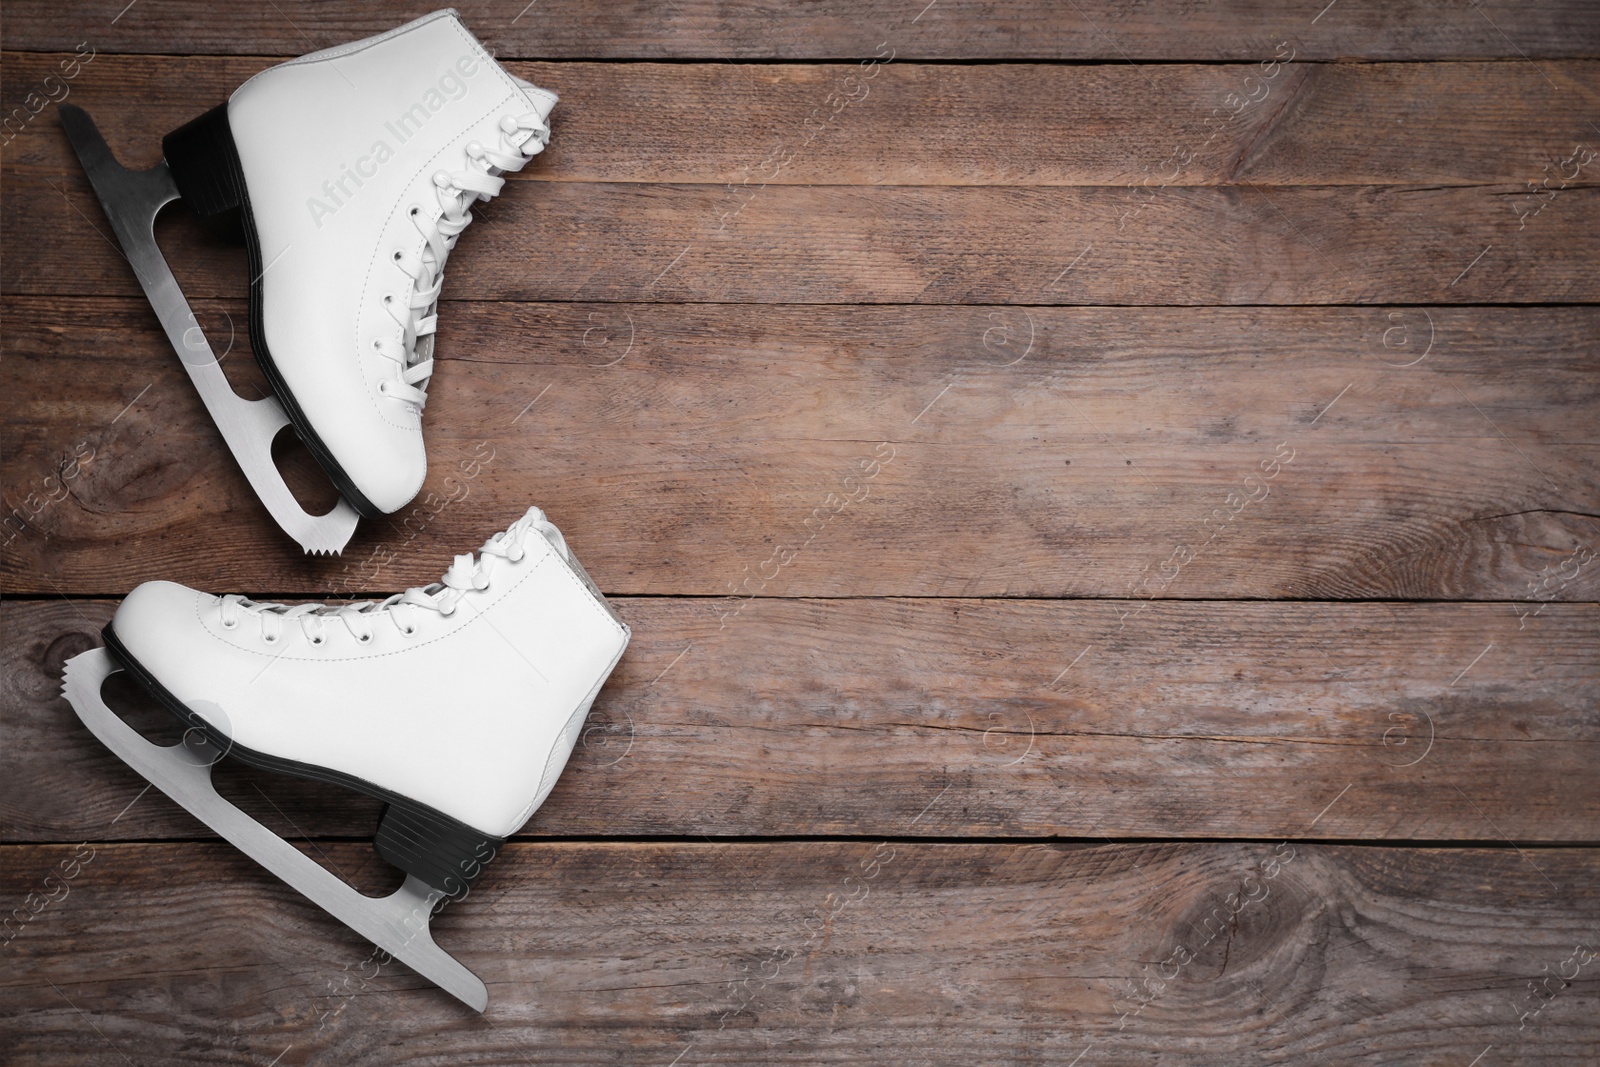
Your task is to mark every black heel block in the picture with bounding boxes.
[374,802,503,899]
[162,103,247,219]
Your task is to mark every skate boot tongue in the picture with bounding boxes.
[512,76,559,126]
[486,505,569,561]
[400,507,569,616]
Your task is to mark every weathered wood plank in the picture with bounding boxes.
[8,164,1596,304]
[3,841,1597,1064]
[6,599,1596,843]
[7,53,1599,186]
[4,0,1597,59]
[5,299,1597,599]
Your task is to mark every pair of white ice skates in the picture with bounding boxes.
[58,12,629,1011]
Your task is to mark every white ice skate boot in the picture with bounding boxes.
[60,507,627,1010]
[60,10,557,546]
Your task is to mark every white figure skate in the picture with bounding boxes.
[59,10,557,548]
[61,507,628,1010]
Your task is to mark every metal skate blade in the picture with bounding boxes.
[58,105,360,556]
[61,648,488,1011]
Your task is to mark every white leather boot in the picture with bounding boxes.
[100,506,627,895]
[160,10,557,515]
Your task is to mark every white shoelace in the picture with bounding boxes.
[218,508,568,644]
[377,90,552,408]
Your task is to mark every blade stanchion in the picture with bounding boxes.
[61,648,489,1011]
[58,105,360,555]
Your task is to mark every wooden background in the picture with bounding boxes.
[4,2,1598,1063]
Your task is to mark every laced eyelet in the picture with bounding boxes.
[358,633,373,644]
[402,625,417,636]
[433,170,452,188]
[499,115,519,134]
[220,618,238,630]
[383,293,394,304]
[263,633,279,644]
[393,250,404,262]
[508,548,525,563]
[372,338,382,350]
[378,380,390,396]
[310,635,325,646]
[440,604,456,617]
[409,204,421,217]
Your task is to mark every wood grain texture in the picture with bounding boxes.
[6,299,1597,599]
[9,167,1597,305]
[4,3,1598,1056]
[4,0,1598,59]
[7,53,1600,186]
[6,599,1597,843]
[4,841,1597,1064]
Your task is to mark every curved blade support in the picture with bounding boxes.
[62,648,488,1011]
[58,105,359,555]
